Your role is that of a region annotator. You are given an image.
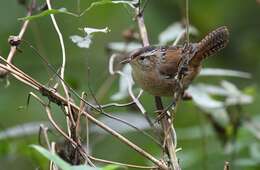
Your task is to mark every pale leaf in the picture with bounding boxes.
[110,64,133,100]
[159,22,198,45]
[70,35,92,48]
[108,42,142,52]
[70,27,109,48]
[91,113,152,134]
[0,122,49,140]
[200,68,251,79]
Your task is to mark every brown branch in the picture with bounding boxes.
[155,97,180,170]
[0,1,34,78]
[135,2,149,46]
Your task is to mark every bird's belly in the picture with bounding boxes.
[132,66,201,97]
[132,70,177,96]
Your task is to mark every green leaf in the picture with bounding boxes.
[243,85,256,96]
[31,145,71,170]
[79,0,136,17]
[18,8,78,21]
[31,145,100,170]
[18,1,136,20]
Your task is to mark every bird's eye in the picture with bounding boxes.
[138,56,150,66]
[139,56,145,60]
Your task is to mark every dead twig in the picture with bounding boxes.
[46,0,76,134]
[0,0,35,78]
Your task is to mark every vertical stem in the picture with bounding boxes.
[46,0,76,139]
[136,8,149,46]
[155,97,180,170]
[185,0,190,44]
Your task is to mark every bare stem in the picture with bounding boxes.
[45,0,66,81]
[185,0,189,44]
[0,2,33,77]
[135,10,149,46]
[155,97,180,170]
[46,0,76,136]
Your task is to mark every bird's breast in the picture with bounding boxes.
[132,67,178,96]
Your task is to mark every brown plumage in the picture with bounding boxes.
[127,26,229,96]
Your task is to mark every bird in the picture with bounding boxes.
[122,26,229,97]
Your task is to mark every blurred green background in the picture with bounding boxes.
[0,0,260,170]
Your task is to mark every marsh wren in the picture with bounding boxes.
[123,26,229,97]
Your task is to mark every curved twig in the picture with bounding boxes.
[89,155,157,169]
[46,0,75,130]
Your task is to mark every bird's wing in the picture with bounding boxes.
[157,46,182,79]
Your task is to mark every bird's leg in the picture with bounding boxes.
[154,100,177,123]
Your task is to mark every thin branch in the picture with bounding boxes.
[0,1,33,77]
[89,155,157,169]
[46,0,76,132]
[95,99,137,109]
[93,86,143,109]
[39,124,51,150]
[185,0,190,44]
[155,97,180,170]
[45,0,66,81]
[29,92,94,166]
[0,61,40,90]
[47,105,77,146]
[173,30,186,46]
[50,142,59,170]
[28,92,78,151]
[87,71,162,147]
[135,2,149,46]
[18,41,98,109]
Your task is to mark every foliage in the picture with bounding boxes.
[31,145,118,170]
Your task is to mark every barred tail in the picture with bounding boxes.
[191,26,229,66]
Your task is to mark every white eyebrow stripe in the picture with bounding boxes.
[140,49,158,57]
